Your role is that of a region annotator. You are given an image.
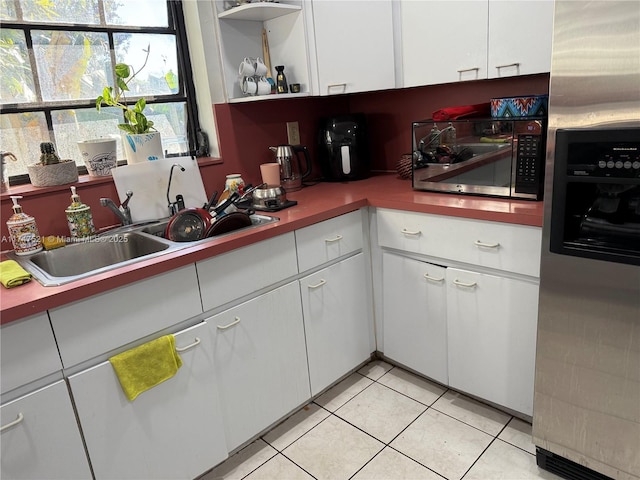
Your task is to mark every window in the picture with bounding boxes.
[0,0,204,184]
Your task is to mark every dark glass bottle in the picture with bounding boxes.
[275,65,288,94]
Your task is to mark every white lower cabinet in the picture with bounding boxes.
[68,322,227,480]
[382,252,448,385]
[300,253,373,396]
[210,282,311,452]
[446,267,539,416]
[1,380,92,480]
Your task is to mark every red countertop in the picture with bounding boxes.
[0,174,543,325]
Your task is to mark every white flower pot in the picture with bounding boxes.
[77,138,118,176]
[122,132,164,164]
[27,160,79,187]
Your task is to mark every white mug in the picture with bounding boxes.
[241,76,257,96]
[238,57,255,77]
[257,76,271,95]
[254,57,268,76]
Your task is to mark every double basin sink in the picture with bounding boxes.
[8,214,278,287]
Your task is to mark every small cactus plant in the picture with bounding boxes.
[28,141,78,186]
[39,142,61,165]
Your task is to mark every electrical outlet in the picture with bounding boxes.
[287,121,301,145]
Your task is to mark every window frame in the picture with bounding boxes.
[1,0,203,186]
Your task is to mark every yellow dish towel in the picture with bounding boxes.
[109,335,183,401]
[0,260,32,288]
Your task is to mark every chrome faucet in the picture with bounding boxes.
[100,190,133,225]
[167,163,186,215]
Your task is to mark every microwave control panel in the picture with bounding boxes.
[515,134,544,194]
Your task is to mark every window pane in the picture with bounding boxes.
[52,107,124,166]
[32,30,110,102]
[114,33,179,97]
[1,0,17,21]
[104,0,168,27]
[0,112,49,176]
[50,102,188,166]
[149,102,188,156]
[21,0,100,25]
[1,29,37,104]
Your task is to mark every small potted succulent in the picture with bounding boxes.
[27,141,79,187]
[95,45,163,164]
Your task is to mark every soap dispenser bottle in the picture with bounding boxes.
[6,195,43,255]
[66,186,96,238]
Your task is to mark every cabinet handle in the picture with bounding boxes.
[424,273,445,282]
[453,279,477,288]
[401,228,421,236]
[175,337,201,352]
[457,67,479,73]
[308,279,326,289]
[327,83,347,93]
[474,240,500,248]
[217,317,241,330]
[1,412,24,432]
[325,235,343,243]
[495,62,520,70]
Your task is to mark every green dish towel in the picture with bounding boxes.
[109,335,183,401]
[0,260,32,288]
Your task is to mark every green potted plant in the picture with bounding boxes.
[27,141,79,187]
[95,45,163,164]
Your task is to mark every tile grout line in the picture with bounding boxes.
[240,362,532,480]
[277,451,319,480]
[458,414,516,480]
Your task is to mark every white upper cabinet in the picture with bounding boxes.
[400,0,553,88]
[487,0,554,79]
[401,1,488,87]
[308,0,396,95]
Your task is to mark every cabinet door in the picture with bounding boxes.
[295,210,364,273]
[210,282,310,451]
[401,0,488,87]
[311,0,395,95]
[300,253,373,396]
[446,268,539,416]
[198,232,298,312]
[382,252,448,385]
[1,380,92,480]
[69,322,227,480]
[50,264,202,368]
[488,0,554,78]
[1,312,61,395]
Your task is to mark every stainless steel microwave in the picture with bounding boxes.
[411,117,546,200]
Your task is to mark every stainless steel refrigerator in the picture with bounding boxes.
[533,2,640,480]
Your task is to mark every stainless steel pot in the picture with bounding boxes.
[252,186,287,209]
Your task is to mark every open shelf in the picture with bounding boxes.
[228,91,310,103]
[218,3,301,21]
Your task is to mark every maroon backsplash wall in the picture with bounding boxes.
[215,73,550,183]
[1,74,549,249]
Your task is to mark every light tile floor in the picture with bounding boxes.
[201,360,563,480]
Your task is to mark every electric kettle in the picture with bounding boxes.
[268,144,312,192]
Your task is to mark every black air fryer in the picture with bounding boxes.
[317,113,370,181]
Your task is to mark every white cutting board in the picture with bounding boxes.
[112,157,208,222]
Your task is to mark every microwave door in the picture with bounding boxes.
[413,147,513,197]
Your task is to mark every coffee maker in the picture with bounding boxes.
[317,113,370,181]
